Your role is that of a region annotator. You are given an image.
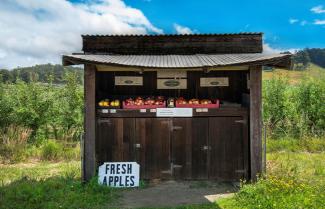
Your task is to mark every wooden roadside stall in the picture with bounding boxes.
[62,33,291,182]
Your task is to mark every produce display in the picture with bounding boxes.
[98,99,120,108]
[176,97,219,108]
[98,97,220,109]
[123,96,165,109]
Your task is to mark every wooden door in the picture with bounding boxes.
[96,118,136,166]
[135,118,171,179]
[208,117,246,181]
[171,118,209,180]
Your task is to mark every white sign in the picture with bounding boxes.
[157,79,187,89]
[115,76,143,86]
[156,108,193,117]
[200,77,229,87]
[98,162,140,187]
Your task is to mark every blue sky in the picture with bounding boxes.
[124,0,325,49]
[1,0,325,68]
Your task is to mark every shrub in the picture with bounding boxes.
[263,74,325,138]
[40,140,63,161]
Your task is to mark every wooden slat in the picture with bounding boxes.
[83,64,96,182]
[191,118,209,179]
[249,66,262,181]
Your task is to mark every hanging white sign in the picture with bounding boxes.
[98,162,140,187]
[200,77,229,87]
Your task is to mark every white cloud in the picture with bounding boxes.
[289,18,299,24]
[314,19,325,25]
[311,5,325,14]
[173,23,195,34]
[0,0,163,69]
[263,43,298,54]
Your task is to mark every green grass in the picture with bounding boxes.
[0,161,118,209]
[267,137,325,153]
[1,138,325,209]
[217,149,325,209]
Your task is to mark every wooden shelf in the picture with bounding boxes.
[97,107,247,118]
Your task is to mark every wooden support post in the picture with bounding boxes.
[83,64,96,182]
[249,65,262,181]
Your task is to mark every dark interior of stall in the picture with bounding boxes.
[95,70,249,107]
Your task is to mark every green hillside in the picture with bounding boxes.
[263,64,325,84]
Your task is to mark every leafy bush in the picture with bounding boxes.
[40,140,63,161]
[263,74,325,138]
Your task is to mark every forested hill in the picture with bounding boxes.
[0,64,83,84]
[292,48,325,69]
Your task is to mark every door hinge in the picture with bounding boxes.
[235,119,247,125]
[235,169,247,174]
[98,119,111,124]
[171,126,183,131]
[202,145,211,151]
[172,164,183,168]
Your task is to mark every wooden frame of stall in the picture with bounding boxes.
[63,33,291,182]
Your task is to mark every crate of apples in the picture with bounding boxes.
[123,96,166,109]
[176,97,219,108]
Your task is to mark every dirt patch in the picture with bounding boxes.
[111,181,237,209]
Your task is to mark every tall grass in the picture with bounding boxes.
[0,125,31,163]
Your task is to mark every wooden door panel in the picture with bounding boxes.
[208,117,244,181]
[96,118,136,166]
[191,118,209,179]
[136,118,171,179]
[171,118,191,179]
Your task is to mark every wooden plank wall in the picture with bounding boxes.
[82,34,263,54]
[249,66,262,181]
[96,70,248,104]
[83,64,96,182]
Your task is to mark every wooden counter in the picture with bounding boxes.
[97,107,247,118]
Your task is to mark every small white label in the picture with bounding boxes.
[196,108,202,112]
[156,108,192,117]
[201,108,208,112]
[140,109,146,113]
[150,109,157,113]
[102,109,109,114]
[110,109,117,113]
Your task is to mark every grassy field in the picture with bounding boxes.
[262,64,325,83]
[1,138,325,209]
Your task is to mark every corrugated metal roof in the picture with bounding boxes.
[81,32,263,37]
[63,53,291,69]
